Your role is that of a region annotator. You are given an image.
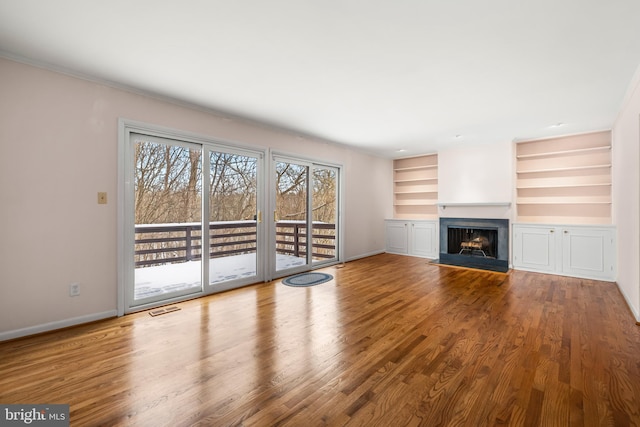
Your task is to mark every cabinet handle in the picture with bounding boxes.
[550,229,554,233]
[564,230,569,234]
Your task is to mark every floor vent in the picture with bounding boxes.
[148,306,181,317]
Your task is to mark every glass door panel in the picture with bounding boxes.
[132,135,203,305]
[312,166,338,265]
[274,160,310,273]
[208,150,260,286]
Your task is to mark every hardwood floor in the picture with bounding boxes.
[1,253,639,426]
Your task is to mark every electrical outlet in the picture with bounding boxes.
[69,283,80,297]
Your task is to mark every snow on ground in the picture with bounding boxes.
[134,253,306,299]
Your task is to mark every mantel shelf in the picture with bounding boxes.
[437,202,512,209]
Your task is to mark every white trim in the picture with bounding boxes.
[0,310,118,342]
[616,282,640,323]
[346,250,386,262]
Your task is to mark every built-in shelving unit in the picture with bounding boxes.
[515,131,612,224]
[393,154,438,219]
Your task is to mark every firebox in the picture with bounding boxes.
[439,218,509,272]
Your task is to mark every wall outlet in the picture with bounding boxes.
[69,283,80,297]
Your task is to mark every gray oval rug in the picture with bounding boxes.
[282,272,333,287]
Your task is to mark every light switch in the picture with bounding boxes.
[98,192,107,204]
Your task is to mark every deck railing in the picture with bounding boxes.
[134,220,335,267]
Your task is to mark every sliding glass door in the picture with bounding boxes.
[120,123,341,313]
[272,156,340,278]
[207,149,261,289]
[132,135,204,305]
[124,129,264,312]
[274,159,311,274]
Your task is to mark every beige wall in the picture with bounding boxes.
[612,65,640,321]
[0,58,393,338]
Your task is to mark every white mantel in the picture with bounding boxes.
[438,202,512,209]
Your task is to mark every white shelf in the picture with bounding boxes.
[517,164,611,174]
[516,182,611,189]
[395,200,438,206]
[395,190,438,195]
[394,178,438,183]
[517,198,611,205]
[394,165,437,171]
[516,145,610,159]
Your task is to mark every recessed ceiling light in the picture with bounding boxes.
[396,149,407,153]
[550,122,565,128]
[454,134,463,139]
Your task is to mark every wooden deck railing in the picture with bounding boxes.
[135,220,335,267]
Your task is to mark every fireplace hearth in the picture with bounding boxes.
[439,218,509,272]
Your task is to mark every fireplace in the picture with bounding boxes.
[439,218,509,272]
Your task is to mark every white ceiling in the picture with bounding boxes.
[1,0,640,157]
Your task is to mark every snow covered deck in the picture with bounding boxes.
[134,253,305,299]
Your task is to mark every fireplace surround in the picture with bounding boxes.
[439,217,509,272]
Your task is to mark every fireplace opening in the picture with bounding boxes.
[439,218,509,272]
[447,227,498,259]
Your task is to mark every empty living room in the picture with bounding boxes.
[1,1,640,426]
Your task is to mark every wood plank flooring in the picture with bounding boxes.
[1,253,639,426]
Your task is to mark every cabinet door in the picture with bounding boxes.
[512,226,556,272]
[410,221,437,258]
[562,228,615,280]
[386,221,408,254]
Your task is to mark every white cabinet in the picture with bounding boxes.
[385,220,409,254]
[512,225,557,273]
[385,220,438,259]
[513,223,616,281]
[561,226,616,280]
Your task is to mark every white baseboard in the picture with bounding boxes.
[346,250,386,263]
[0,310,118,342]
[616,283,640,323]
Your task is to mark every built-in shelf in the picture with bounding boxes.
[515,131,612,224]
[394,165,438,171]
[516,145,611,159]
[516,182,611,189]
[394,200,439,206]
[516,198,611,205]
[395,190,436,195]
[517,164,611,174]
[394,177,438,183]
[393,154,438,219]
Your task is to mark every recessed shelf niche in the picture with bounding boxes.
[515,131,612,224]
[393,154,438,219]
